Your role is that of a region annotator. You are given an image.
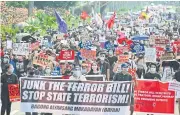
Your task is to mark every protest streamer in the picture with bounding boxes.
[12,43,30,55]
[30,41,40,51]
[33,53,54,67]
[144,48,156,62]
[134,80,175,115]
[80,49,96,60]
[20,78,132,115]
[8,84,20,102]
[59,50,75,62]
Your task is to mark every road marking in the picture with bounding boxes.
[10,110,19,115]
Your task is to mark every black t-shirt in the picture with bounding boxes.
[144,72,161,80]
[174,71,180,82]
[108,56,118,66]
[113,73,132,81]
[1,73,19,97]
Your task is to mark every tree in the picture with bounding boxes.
[6,1,28,8]
[34,1,78,9]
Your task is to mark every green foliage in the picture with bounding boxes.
[6,1,28,8]
[34,1,78,9]
[0,25,19,42]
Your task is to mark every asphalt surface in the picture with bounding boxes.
[0,101,179,115]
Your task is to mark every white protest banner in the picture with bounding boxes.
[13,43,29,55]
[144,48,156,62]
[20,78,132,115]
[6,40,12,49]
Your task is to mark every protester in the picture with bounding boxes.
[88,62,100,75]
[1,64,18,115]
[113,63,134,115]
[144,63,161,80]
[69,65,86,80]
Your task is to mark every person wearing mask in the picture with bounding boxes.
[107,50,117,80]
[144,64,161,80]
[34,65,44,76]
[97,53,110,81]
[88,62,100,75]
[1,64,18,115]
[173,65,180,114]
[135,54,147,79]
[2,55,10,72]
[113,63,134,115]
[15,56,29,79]
[25,67,39,115]
[69,66,86,81]
[44,66,52,76]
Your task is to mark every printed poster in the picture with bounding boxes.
[13,43,30,55]
[134,80,175,115]
[144,48,156,62]
[8,84,20,102]
[115,46,129,55]
[80,49,96,60]
[59,50,75,62]
[33,53,54,67]
[20,78,132,115]
[118,55,129,63]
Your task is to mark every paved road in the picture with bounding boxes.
[0,102,179,115]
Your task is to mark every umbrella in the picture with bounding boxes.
[131,35,149,41]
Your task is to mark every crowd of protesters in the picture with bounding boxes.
[1,4,180,115]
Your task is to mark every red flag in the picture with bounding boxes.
[107,12,116,29]
[80,11,89,20]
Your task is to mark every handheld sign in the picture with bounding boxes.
[59,50,75,62]
[8,84,20,102]
[145,48,156,62]
[13,43,29,55]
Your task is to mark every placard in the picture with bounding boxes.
[59,50,75,62]
[6,40,12,49]
[168,81,180,92]
[155,38,170,45]
[33,53,53,67]
[8,84,20,102]
[134,80,175,115]
[118,55,129,63]
[13,43,29,55]
[20,78,132,115]
[160,52,174,61]
[80,49,96,60]
[144,48,156,62]
[115,46,129,55]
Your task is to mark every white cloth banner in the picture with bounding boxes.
[6,40,12,49]
[13,43,29,55]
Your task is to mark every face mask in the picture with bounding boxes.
[109,51,113,56]
[8,68,14,73]
[122,68,128,73]
[81,69,87,74]
[100,57,105,61]
[92,65,97,70]
[73,71,82,77]
[117,68,121,73]
[45,69,51,74]
[150,68,156,73]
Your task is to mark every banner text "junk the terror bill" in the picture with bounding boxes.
[20,78,132,106]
